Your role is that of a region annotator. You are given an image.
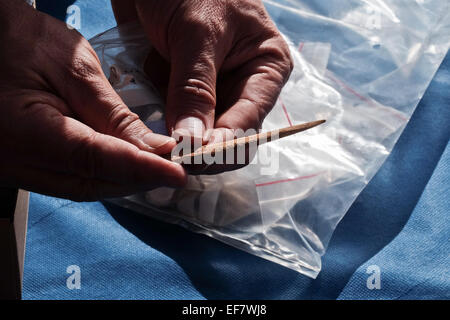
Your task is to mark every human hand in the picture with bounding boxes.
[0,1,186,201]
[112,0,293,171]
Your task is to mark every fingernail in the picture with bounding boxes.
[143,133,176,151]
[174,116,205,144]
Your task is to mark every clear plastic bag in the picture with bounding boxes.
[90,0,450,278]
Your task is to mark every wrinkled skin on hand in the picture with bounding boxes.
[112,0,293,173]
[0,1,186,201]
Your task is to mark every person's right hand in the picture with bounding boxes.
[0,1,187,201]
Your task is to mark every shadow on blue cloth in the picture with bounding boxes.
[104,52,449,299]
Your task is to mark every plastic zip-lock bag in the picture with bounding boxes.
[91,0,450,278]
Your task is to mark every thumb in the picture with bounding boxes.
[165,47,218,145]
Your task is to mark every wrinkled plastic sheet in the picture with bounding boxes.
[90,0,450,278]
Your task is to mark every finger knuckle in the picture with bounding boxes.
[284,48,294,76]
[105,104,142,137]
[263,40,293,83]
[67,45,101,82]
[274,39,294,77]
[174,78,216,112]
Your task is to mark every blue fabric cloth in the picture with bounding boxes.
[23,0,449,299]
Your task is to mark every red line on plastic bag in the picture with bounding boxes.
[297,42,408,123]
[279,98,293,126]
[328,74,407,121]
[255,172,324,188]
[297,41,368,102]
[298,42,305,53]
[297,41,370,102]
[328,74,370,102]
